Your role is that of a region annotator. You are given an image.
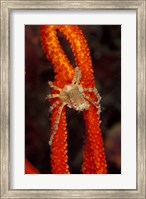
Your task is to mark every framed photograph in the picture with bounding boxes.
[1,0,145,198]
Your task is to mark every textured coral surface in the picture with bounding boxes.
[40,25,107,174]
[25,25,121,174]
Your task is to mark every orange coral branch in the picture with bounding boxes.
[50,106,69,174]
[25,159,40,174]
[83,107,107,173]
[40,25,107,174]
[41,25,74,87]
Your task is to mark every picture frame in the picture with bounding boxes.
[0,0,145,198]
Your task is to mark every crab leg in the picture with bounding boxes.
[71,67,81,85]
[49,100,60,112]
[83,87,98,94]
[84,88,101,103]
[48,81,61,91]
[46,94,60,100]
[49,103,66,146]
[83,94,101,115]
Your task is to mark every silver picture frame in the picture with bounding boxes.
[0,0,145,198]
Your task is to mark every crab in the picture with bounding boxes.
[46,67,101,146]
